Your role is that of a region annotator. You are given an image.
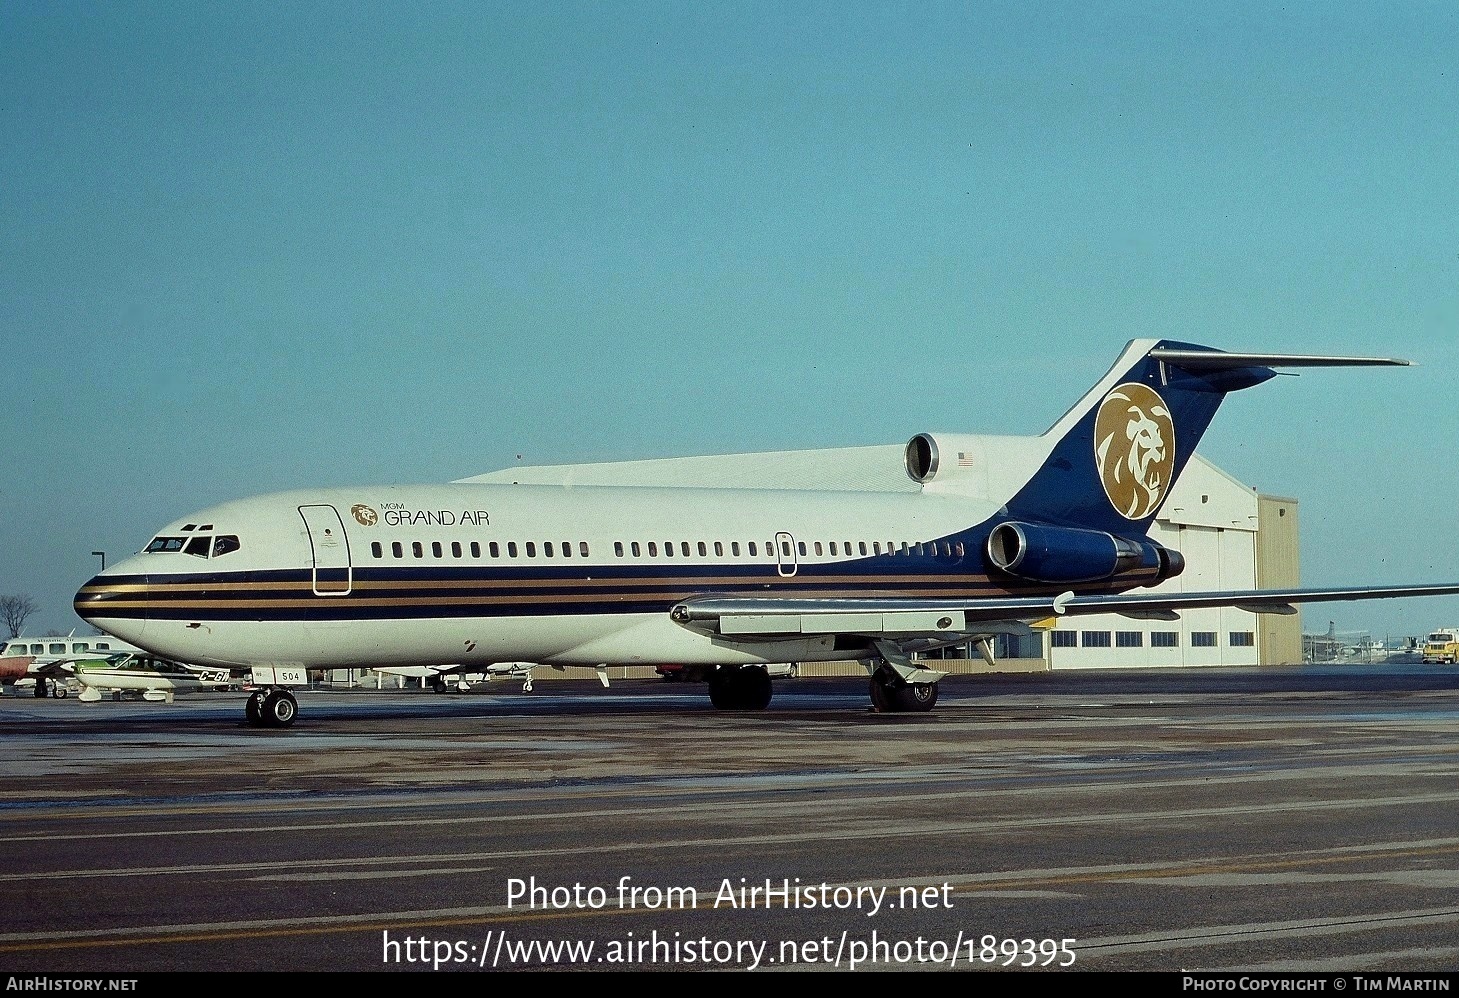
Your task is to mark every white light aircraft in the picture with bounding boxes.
[0,633,144,698]
[74,340,1459,728]
[71,652,232,703]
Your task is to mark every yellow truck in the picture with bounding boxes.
[1421,629,1459,664]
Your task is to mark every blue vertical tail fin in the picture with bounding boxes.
[1003,340,1409,537]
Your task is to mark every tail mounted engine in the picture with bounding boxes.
[985,520,1185,586]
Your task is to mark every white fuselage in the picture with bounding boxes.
[75,479,1018,672]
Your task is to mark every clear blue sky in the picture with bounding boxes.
[3,1,1457,640]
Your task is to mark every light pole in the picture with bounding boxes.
[91,551,105,571]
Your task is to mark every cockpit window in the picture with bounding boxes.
[145,533,241,557]
[145,536,187,553]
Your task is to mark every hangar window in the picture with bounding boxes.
[1230,631,1255,647]
[1191,631,1218,647]
[371,542,382,558]
[1151,631,1179,647]
[1050,631,1077,648]
[1116,631,1144,648]
[1081,631,1112,648]
[392,542,403,558]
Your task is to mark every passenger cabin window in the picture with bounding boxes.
[412,541,423,558]
[431,542,443,558]
[525,542,536,558]
[631,542,641,557]
[371,542,383,558]
[392,542,403,558]
[579,542,589,557]
[452,542,462,558]
[615,542,625,557]
[471,542,481,558]
[489,542,499,558]
[508,542,518,557]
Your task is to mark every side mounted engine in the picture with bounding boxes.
[985,520,1185,585]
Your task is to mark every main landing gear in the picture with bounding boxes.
[244,688,298,728]
[867,666,939,713]
[865,640,946,713]
[708,665,773,711]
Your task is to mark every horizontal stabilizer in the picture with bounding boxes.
[1149,349,1411,371]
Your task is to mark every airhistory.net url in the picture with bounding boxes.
[382,928,1078,970]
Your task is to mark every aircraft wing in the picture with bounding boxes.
[29,657,91,678]
[670,583,1459,637]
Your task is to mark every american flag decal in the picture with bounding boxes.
[958,452,974,467]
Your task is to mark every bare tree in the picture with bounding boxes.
[1,594,38,638]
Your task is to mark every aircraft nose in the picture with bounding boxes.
[73,570,148,643]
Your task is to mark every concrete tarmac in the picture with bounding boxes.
[1,664,1458,974]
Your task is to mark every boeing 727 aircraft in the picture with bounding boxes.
[73,339,1459,727]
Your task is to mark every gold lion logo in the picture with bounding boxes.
[1094,383,1175,519]
[351,504,378,527]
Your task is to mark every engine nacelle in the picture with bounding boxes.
[985,521,1185,585]
[906,433,962,484]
